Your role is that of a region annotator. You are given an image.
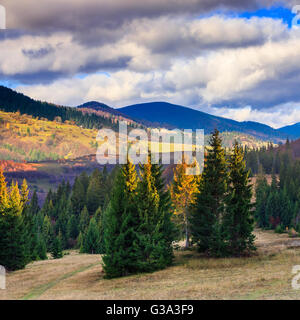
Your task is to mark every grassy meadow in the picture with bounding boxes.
[1,229,300,300]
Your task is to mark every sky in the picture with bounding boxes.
[0,0,300,128]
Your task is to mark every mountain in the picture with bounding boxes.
[78,101,126,117]
[77,101,142,127]
[278,123,300,138]
[0,85,294,143]
[118,102,290,142]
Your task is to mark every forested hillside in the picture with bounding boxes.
[0,111,99,161]
[0,86,134,131]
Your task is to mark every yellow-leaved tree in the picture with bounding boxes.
[170,159,200,248]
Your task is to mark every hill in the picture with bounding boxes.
[0,110,99,162]
[118,102,291,142]
[0,86,129,132]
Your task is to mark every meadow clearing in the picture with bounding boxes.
[1,229,300,300]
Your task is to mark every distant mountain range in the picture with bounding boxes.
[118,102,296,142]
[278,123,300,138]
[0,85,300,143]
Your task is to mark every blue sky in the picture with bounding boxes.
[239,6,296,27]
[0,0,300,128]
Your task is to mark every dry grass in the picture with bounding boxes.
[1,230,300,300]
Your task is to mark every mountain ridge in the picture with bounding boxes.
[118,102,293,142]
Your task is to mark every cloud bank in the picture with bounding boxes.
[0,0,300,127]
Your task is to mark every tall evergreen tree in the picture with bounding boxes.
[135,159,161,271]
[79,206,90,234]
[191,129,228,256]
[223,142,256,256]
[102,159,140,278]
[51,232,63,259]
[81,217,101,254]
[0,168,29,270]
[86,169,105,214]
[151,162,177,266]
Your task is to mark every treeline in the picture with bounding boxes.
[245,140,292,175]
[0,85,137,131]
[255,149,300,233]
[29,166,118,259]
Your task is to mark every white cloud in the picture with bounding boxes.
[2,1,300,128]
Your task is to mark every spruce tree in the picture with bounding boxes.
[94,206,105,253]
[79,206,90,234]
[42,215,53,250]
[223,142,256,256]
[191,129,227,256]
[86,169,105,214]
[102,160,140,278]
[135,159,161,271]
[36,235,48,260]
[81,217,101,254]
[151,162,177,266]
[51,233,63,259]
[0,169,29,270]
[28,190,40,215]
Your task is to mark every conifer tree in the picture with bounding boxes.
[81,217,101,254]
[102,159,139,278]
[36,234,48,260]
[71,174,88,215]
[28,190,40,216]
[223,142,256,256]
[51,232,63,259]
[94,206,105,253]
[79,206,90,234]
[0,168,29,270]
[135,159,161,271]
[86,169,105,214]
[191,129,227,256]
[255,174,270,228]
[151,162,177,266]
[42,215,53,250]
[67,214,79,240]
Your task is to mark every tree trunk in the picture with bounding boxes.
[185,213,189,249]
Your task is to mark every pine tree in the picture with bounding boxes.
[28,190,40,215]
[102,159,140,278]
[0,169,29,270]
[191,129,228,256]
[86,169,105,214]
[79,206,90,234]
[151,162,177,266]
[94,206,105,253]
[51,233,63,259]
[81,217,101,254]
[36,235,48,260]
[67,214,79,240]
[42,215,53,250]
[70,173,88,215]
[255,173,270,228]
[223,142,256,256]
[135,159,161,271]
